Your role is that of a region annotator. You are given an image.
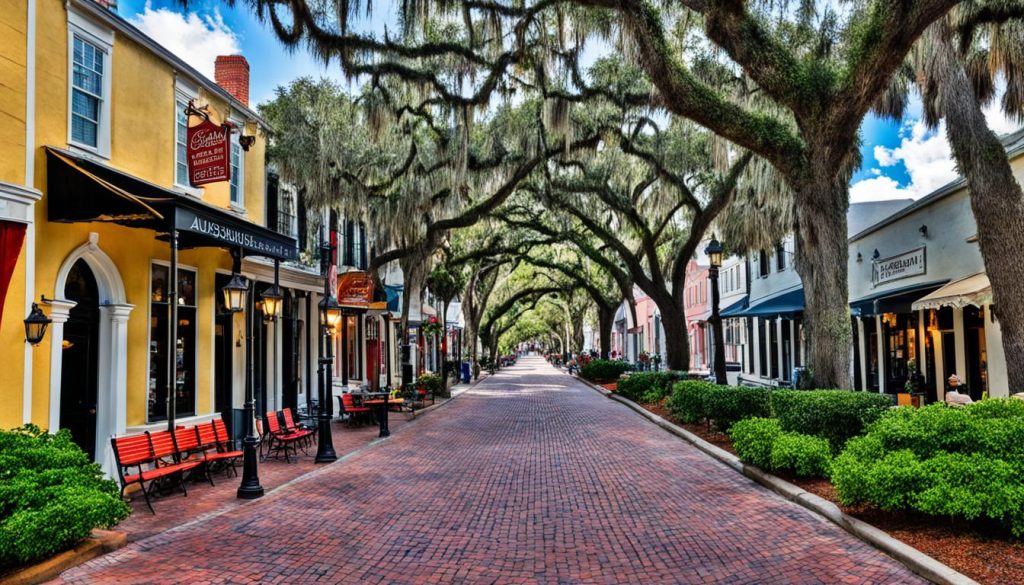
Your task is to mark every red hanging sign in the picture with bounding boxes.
[187,118,230,187]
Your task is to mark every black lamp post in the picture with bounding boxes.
[227,271,264,499]
[705,235,727,385]
[24,302,51,346]
[315,237,341,464]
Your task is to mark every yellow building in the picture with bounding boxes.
[0,0,300,476]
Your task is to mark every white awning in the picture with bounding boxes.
[911,272,991,311]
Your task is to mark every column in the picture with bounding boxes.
[776,318,784,383]
[984,305,1008,397]
[875,316,886,393]
[99,303,133,478]
[752,317,761,378]
[953,307,967,382]
[46,299,77,432]
[917,309,928,385]
[857,318,868,392]
[789,319,797,367]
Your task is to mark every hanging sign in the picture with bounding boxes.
[872,247,926,286]
[187,119,230,187]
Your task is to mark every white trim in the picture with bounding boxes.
[0,182,41,224]
[22,0,37,424]
[172,81,203,196]
[228,119,245,210]
[49,234,132,477]
[66,11,113,158]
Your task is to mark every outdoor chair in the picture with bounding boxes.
[110,432,201,514]
[264,411,310,462]
[281,407,315,447]
[340,393,372,427]
[195,421,242,477]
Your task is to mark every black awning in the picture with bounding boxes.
[46,147,296,261]
[850,280,948,317]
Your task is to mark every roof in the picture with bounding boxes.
[73,0,269,128]
[849,127,1024,242]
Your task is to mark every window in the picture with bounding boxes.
[70,35,105,149]
[175,98,189,186]
[277,184,298,238]
[776,243,786,271]
[148,264,198,422]
[758,250,770,278]
[229,131,243,207]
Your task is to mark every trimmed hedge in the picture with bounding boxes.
[0,425,130,568]
[832,400,1024,537]
[615,371,683,403]
[729,418,832,477]
[729,418,781,469]
[771,390,892,451]
[703,385,772,431]
[665,380,717,424]
[579,359,633,383]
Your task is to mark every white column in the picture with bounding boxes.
[98,303,133,478]
[953,307,967,381]
[876,316,886,393]
[984,305,1008,397]
[751,318,761,378]
[857,318,868,392]
[917,310,928,385]
[776,318,785,382]
[789,319,797,367]
[46,299,77,432]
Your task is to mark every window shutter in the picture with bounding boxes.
[297,190,307,252]
[344,220,355,266]
[359,222,368,269]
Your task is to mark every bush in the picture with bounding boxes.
[703,385,772,431]
[832,403,1024,536]
[579,359,632,383]
[665,380,716,424]
[770,390,892,451]
[769,432,833,477]
[615,371,683,403]
[417,373,443,396]
[729,418,781,469]
[0,425,130,568]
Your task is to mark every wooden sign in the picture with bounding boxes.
[187,119,230,187]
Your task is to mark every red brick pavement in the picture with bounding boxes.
[55,357,926,584]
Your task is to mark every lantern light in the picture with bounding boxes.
[223,273,248,313]
[261,284,283,322]
[24,303,51,346]
[705,235,723,268]
[319,294,343,333]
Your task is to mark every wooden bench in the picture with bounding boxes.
[110,431,203,514]
[264,411,312,462]
[195,421,243,478]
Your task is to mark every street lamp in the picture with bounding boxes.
[705,235,727,384]
[261,284,283,322]
[315,234,339,464]
[24,302,51,346]
[229,271,264,500]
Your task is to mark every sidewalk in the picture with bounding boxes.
[114,380,478,542]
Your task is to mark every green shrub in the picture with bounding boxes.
[665,380,716,424]
[616,371,683,403]
[729,418,781,469]
[580,359,633,383]
[832,404,1024,536]
[965,397,1024,420]
[769,432,833,477]
[703,385,772,431]
[418,373,443,396]
[770,390,892,451]
[0,425,130,568]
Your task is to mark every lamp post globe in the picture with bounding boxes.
[705,235,723,268]
[24,303,51,346]
[319,294,343,332]
[261,284,284,322]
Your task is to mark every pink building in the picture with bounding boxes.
[683,260,711,373]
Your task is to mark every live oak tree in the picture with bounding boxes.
[425,259,468,388]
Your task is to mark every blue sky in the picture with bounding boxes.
[117,1,1018,204]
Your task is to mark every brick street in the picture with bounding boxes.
[55,357,925,584]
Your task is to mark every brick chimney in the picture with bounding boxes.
[214,55,249,107]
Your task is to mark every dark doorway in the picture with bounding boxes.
[282,291,300,412]
[942,331,957,394]
[214,273,234,433]
[60,259,100,460]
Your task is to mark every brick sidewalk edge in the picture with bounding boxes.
[572,375,977,585]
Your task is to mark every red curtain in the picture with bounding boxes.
[0,221,28,331]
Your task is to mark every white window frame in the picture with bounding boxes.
[67,11,113,158]
[229,117,245,212]
[173,80,202,197]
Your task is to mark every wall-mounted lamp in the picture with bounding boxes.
[873,249,881,260]
[919,225,928,238]
[24,302,51,346]
[261,284,283,322]
[239,134,256,151]
[856,252,863,263]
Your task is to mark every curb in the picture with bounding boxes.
[0,530,127,585]
[573,375,613,397]
[605,392,978,585]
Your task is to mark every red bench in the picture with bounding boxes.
[339,393,372,427]
[264,411,311,462]
[196,420,242,477]
[281,408,315,447]
[110,431,203,514]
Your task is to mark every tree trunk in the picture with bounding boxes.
[793,177,852,389]
[597,305,614,359]
[931,28,1024,393]
[658,303,690,372]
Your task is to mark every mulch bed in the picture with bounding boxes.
[639,400,1024,585]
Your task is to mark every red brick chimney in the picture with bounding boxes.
[214,55,249,107]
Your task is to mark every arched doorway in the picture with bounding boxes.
[60,259,100,459]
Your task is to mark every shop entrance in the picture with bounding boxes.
[60,259,100,460]
[214,273,234,433]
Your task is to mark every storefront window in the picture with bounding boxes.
[148,264,197,421]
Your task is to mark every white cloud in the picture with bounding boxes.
[129,4,241,80]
